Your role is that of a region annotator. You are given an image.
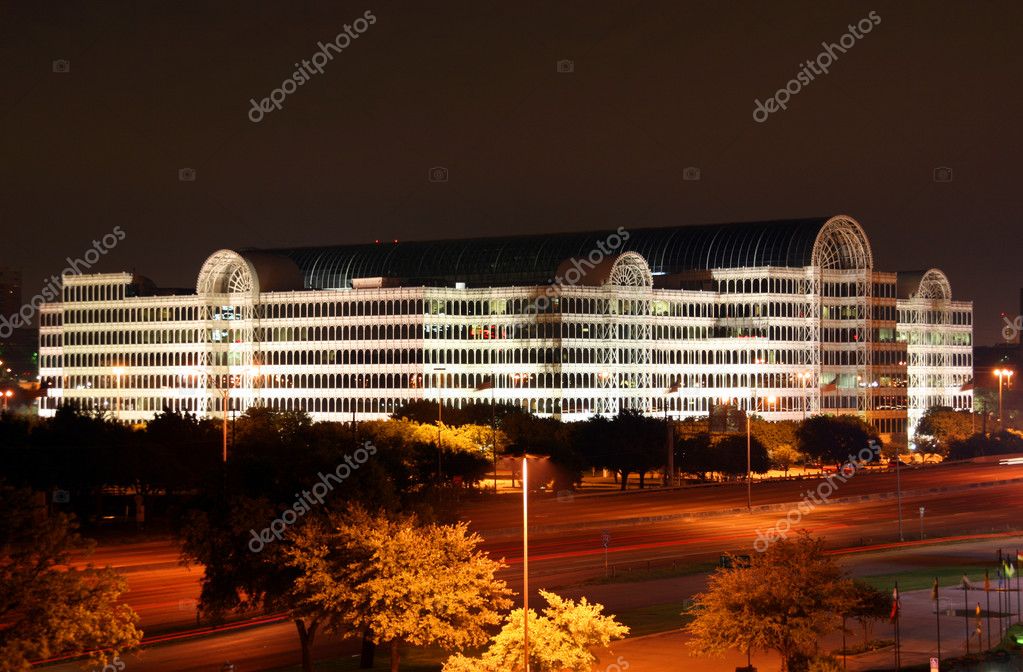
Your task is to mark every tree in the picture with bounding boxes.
[770,445,805,474]
[795,415,880,467]
[443,590,629,672]
[611,410,665,489]
[685,533,856,672]
[711,434,770,478]
[676,432,713,480]
[915,407,973,456]
[948,430,1023,460]
[179,408,404,672]
[288,508,512,672]
[845,581,890,648]
[0,485,141,671]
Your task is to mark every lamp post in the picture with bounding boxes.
[2,389,12,411]
[747,358,764,512]
[522,456,530,672]
[112,366,124,420]
[995,368,1014,431]
[798,371,811,421]
[664,382,679,487]
[434,367,446,482]
[474,376,498,493]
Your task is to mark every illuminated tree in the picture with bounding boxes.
[443,590,629,672]
[0,485,141,672]
[288,508,512,672]
[915,406,973,455]
[685,533,855,672]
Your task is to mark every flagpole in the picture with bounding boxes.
[998,550,1004,642]
[934,577,942,664]
[1010,548,1018,625]
[964,577,970,655]
[986,569,992,650]
[894,581,901,670]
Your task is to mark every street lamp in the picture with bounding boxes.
[798,371,811,421]
[434,367,447,481]
[522,456,530,672]
[2,389,13,411]
[664,382,680,487]
[994,368,1014,432]
[747,358,765,512]
[474,376,498,493]
[112,366,124,420]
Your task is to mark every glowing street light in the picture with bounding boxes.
[2,389,13,411]
[995,368,1015,431]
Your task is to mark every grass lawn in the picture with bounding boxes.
[857,565,1002,592]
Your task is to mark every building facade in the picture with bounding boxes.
[38,215,972,441]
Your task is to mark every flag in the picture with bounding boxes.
[960,381,974,392]
[821,382,837,393]
[984,569,990,592]
[931,578,939,601]
[962,574,973,591]
[1006,561,1016,579]
[890,586,900,621]
[474,378,494,392]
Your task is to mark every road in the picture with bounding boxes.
[42,459,1023,671]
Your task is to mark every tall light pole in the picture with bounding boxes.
[995,368,1014,432]
[434,367,446,481]
[2,389,12,411]
[747,358,764,512]
[664,382,679,487]
[474,376,498,493]
[112,366,124,420]
[522,456,530,672]
[798,371,811,421]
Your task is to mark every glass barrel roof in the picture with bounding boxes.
[255,217,830,290]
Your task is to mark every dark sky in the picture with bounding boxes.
[2,1,1020,344]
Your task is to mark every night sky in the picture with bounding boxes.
[2,1,1020,344]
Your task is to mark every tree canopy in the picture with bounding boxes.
[0,485,141,672]
[444,590,628,672]
[686,533,857,672]
[289,508,512,672]
[795,415,880,466]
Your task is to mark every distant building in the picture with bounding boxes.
[37,215,973,441]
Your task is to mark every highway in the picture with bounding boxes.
[42,459,1023,671]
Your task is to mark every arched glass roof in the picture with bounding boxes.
[254,217,834,290]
